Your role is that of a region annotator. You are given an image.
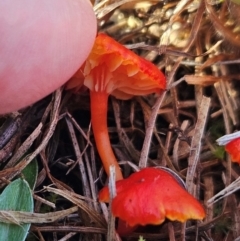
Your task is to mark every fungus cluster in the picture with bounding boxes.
[67,33,205,231]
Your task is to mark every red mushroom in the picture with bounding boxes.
[216,131,240,164]
[67,33,166,181]
[99,167,205,227]
[225,138,240,163]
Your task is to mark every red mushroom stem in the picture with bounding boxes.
[90,91,123,181]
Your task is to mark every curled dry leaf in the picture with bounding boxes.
[184,75,222,86]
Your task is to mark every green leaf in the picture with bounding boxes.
[213,146,225,159]
[22,158,38,189]
[0,178,33,241]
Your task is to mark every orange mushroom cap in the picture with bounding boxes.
[67,33,166,98]
[225,138,240,163]
[66,67,85,92]
[66,33,166,181]
[216,131,240,164]
[99,168,205,227]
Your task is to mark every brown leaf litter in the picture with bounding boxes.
[1,0,240,240]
